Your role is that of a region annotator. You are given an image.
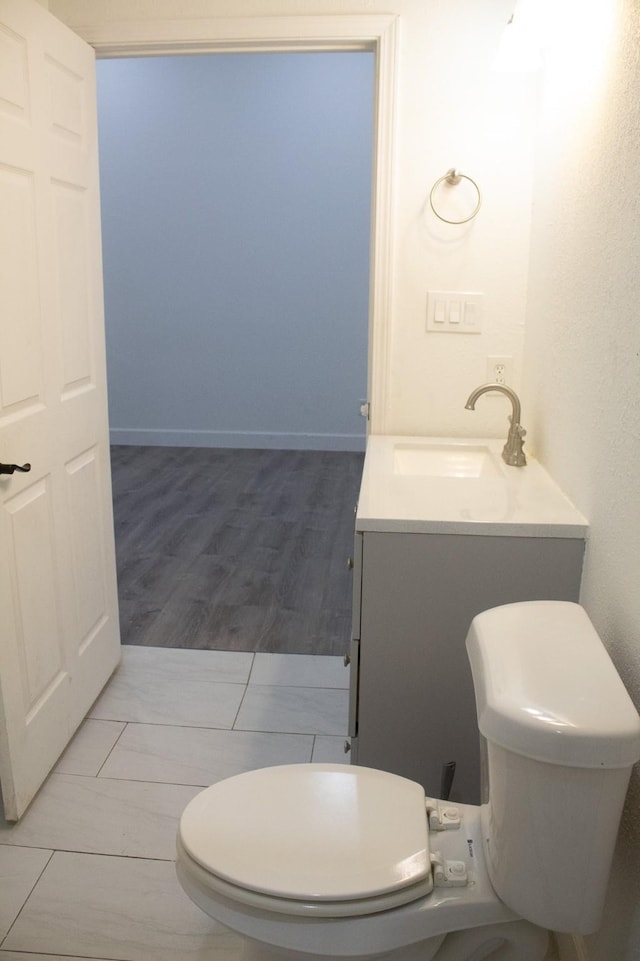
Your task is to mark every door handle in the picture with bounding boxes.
[0,463,31,475]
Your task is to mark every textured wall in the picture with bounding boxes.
[524,2,640,957]
[50,0,534,441]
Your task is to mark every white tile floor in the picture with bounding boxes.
[0,647,350,960]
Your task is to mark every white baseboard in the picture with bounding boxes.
[109,428,366,452]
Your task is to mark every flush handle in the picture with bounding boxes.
[0,463,31,475]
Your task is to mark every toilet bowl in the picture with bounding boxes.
[176,601,640,961]
[176,764,548,960]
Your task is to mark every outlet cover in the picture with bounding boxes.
[486,355,513,386]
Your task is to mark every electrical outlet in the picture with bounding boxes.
[487,355,512,386]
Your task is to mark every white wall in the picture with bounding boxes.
[383,3,537,437]
[50,0,533,444]
[96,52,373,451]
[524,1,640,959]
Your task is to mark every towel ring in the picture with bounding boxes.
[429,169,482,225]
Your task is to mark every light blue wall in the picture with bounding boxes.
[96,52,373,451]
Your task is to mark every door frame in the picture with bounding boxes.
[74,14,398,435]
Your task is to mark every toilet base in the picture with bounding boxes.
[236,921,547,961]
[239,932,445,961]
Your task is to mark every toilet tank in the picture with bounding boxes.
[466,601,640,935]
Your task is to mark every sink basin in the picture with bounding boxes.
[393,443,501,479]
[356,435,589,537]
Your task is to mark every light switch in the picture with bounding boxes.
[463,302,477,329]
[427,290,484,334]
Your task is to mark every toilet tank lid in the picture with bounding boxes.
[466,601,640,769]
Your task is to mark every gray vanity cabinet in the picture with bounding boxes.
[348,530,585,804]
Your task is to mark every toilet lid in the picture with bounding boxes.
[178,764,431,902]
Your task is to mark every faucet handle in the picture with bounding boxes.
[503,420,527,467]
[508,415,526,437]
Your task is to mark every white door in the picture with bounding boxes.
[0,0,120,820]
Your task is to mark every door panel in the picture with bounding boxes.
[0,167,44,408]
[0,0,120,820]
[6,479,65,695]
[55,181,94,388]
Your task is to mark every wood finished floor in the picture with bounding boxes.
[110,446,364,655]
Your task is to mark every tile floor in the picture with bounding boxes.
[0,647,350,961]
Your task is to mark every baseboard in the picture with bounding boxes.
[109,427,366,452]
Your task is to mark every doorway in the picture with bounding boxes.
[96,51,373,450]
[0,5,397,818]
[87,13,397,434]
[96,50,374,654]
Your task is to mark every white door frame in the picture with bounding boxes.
[75,14,398,435]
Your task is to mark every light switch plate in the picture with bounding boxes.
[426,291,484,333]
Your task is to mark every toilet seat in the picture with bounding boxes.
[177,835,435,918]
[178,763,433,917]
[177,791,525,958]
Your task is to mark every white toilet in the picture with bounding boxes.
[176,601,640,961]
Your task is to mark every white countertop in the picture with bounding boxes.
[356,435,589,538]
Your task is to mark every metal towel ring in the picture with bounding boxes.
[429,168,482,225]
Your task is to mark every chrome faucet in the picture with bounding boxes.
[464,383,527,467]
